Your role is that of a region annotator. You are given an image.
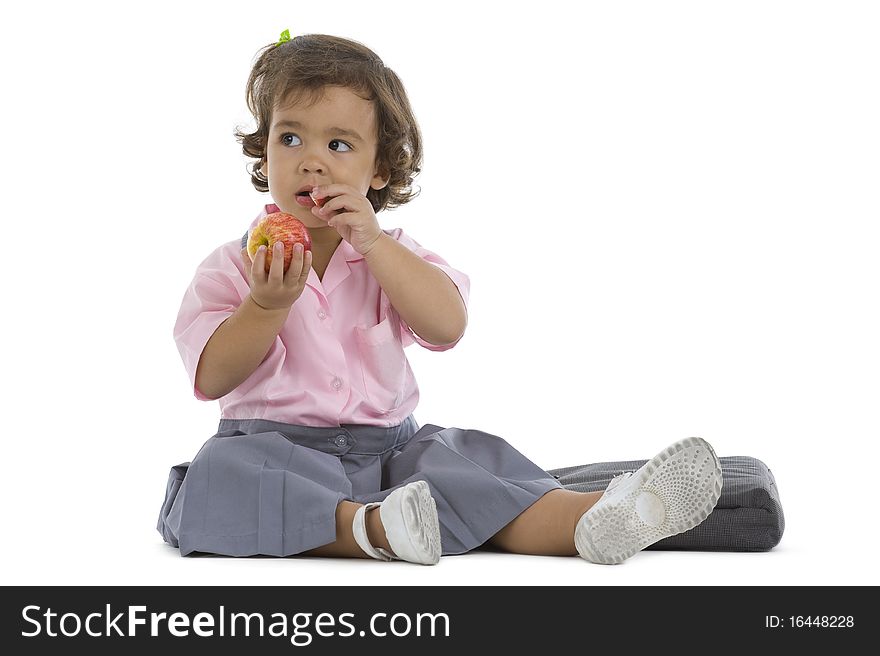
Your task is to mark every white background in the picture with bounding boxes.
[1,0,878,586]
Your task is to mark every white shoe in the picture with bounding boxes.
[603,471,634,497]
[575,437,723,565]
[352,480,442,565]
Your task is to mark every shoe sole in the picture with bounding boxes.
[398,480,442,565]
[575,437,722,565]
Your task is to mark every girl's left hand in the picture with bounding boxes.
[310,184,384,256]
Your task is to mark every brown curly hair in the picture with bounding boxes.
[233,33,423,212]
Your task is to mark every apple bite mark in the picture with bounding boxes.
[246,212,312,274]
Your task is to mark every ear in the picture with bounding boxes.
[370,165,390,191]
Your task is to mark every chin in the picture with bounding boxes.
[300,215,329,229]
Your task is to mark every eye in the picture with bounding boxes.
[280,133,302,147]
[329,139,352,152]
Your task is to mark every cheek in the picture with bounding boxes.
[264,152,287,177]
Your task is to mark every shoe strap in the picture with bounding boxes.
[352,503,394,561]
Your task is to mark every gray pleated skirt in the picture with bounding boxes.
[157,415,563,557]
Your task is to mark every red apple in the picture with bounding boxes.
[309,190,328,208]
[246,212,312,273]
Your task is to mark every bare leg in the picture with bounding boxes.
[301,500,396,559]
[488,489,604,556]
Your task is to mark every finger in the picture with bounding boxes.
[298,249,313,285]
[327,211,361,229]
[240,248,252,273]
[268,241,285,283]
[284,242,306,284]
[310,205,332,222]
[315,194,362,216]
[326,212,351,229]
[312,183,369,215]
[310,183,357,204]
[286,247,311,287]
[253,245,268,283]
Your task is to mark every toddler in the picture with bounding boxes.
[157,31,722,565]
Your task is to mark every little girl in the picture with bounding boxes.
[157,31,723,566]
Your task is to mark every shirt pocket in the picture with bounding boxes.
[354,315,408,413]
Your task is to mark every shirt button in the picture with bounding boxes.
[331,377,342,390]
[317,309,327,320]
[334,435,348,447]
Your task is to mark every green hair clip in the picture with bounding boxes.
[276,29,291,46]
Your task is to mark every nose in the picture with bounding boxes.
[299,160,325,175]
[298,146,327,175]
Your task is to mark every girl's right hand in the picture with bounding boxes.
[240,242,313,311]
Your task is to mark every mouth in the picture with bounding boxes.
[297,187,329,209]
[295,191,317,207]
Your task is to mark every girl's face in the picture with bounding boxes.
[264,85,389,229]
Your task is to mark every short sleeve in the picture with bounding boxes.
[172,241,250,400]
[387,228,471,352]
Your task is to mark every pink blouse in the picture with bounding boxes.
[173,203,470,427]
